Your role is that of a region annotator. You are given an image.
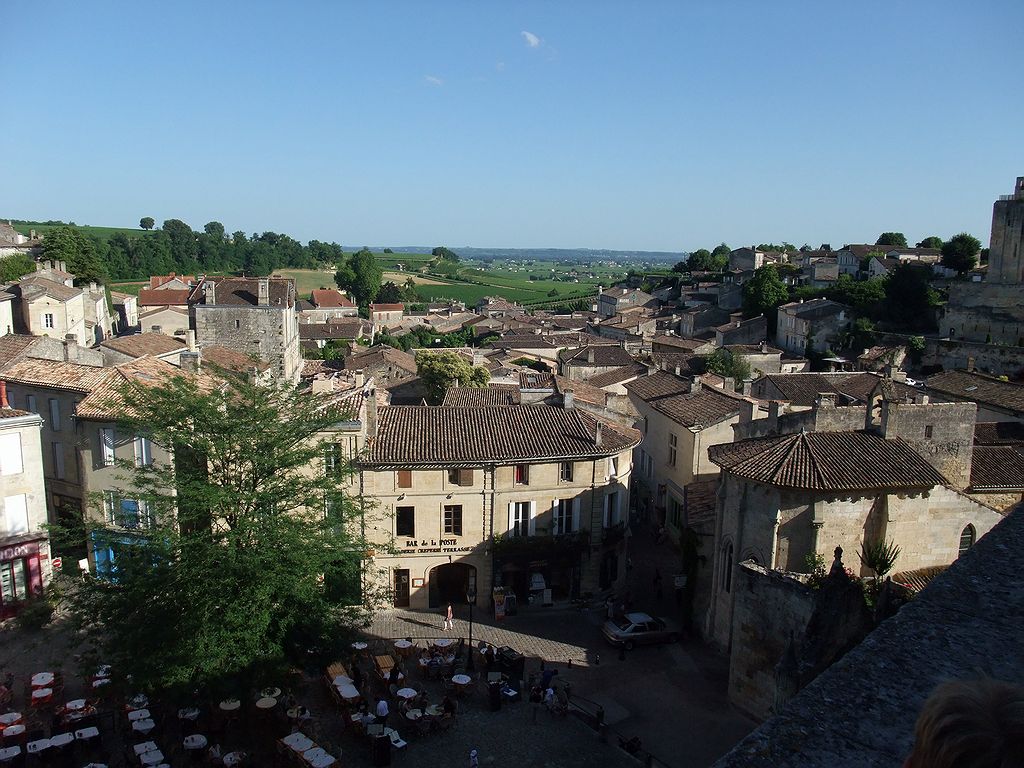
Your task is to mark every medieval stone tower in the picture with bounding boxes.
[987,176,1024,284]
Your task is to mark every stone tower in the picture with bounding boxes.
[987,176,1024,284]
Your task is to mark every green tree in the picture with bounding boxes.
[848,317,877,351]
[742,264,789,332]
[703,349,752,384]
[875,232,908,248]
[684,248,728,272]
[139,217,155,230]
[0,253,37,282]
[161,219,199,271]
[375,281,404,304]
[42,226,107,283]
[884,264,939,331]
[55,371,373,693]
[711,243,731,259]
[431,246,459,262]
[335,248,382,306]
[941,232,982,274]
[859,539,901,579]
[916,236,943,249]
[417,350,489,404]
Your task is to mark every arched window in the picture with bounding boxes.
[722,543,734,593]
[958,524,976,556]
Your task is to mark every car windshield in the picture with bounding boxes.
[611,617,632,631]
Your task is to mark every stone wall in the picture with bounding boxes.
[195,305,300,380]
[876,330,1024,378]
[878,400,976,488]
[728,563,816,720]
[717,316,767,347]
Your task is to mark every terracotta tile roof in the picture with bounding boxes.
[201,345,271,373]
[926,369,1024,414]
[311,289,355,308]
[0,335,42,368]
[725,344,783,355]
[553,375,607,407]
[647,353,708,376]
[300,359,347,379]
[588,362,648,389]
[362,405,640,467]
[208,277,295,307]
[100,333,186,358]
[16,276,81,302]
[683,479,719,528]
[139,305,189,318]
[624,371,694,402]
[150,274,195,288]
[974,422,1024,445]
[441,384,521,407]
[344,345,417,374]
[519,371,555,390]
[778,298,849,320]
[138,288,192,306]
[76,357,199,420]
[1,358,109,393]
[298,320,365,340]
[559,345,634,367]
[707,430,948,491]
[0,408,34,419]
[892,565,949,595]
[490,337,560,350]
[969,445,1024,491]
[370,303,405,312]
[755,373,851,407]
[835,372,918,404]
[651,387,745,429]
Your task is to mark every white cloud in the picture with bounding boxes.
[424,75,443,87]
[521,30,540,48]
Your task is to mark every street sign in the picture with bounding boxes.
[52,557,63,570]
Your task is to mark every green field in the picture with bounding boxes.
[11,222,156,242]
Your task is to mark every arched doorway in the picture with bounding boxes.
[428,563,477,609]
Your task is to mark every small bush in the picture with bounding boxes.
[16,599,54,631]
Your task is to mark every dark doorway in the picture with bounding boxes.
[393,569,410,608]
[428,563,476,609]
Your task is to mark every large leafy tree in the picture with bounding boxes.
[684,248,728,273]
[884,264,939,331]
[703,348,752,384]
[139,217,155,230]
[336,248,382,306]
[916,236,943,249]
[376,281,404,304]
[742,264,789,332]
[431,246,459,262]
[417,350,489,404]
[57,371,376,693]
[941,232,982,274]
[875,232,908,248]
[42,226,107,283]
[0,253,37,282]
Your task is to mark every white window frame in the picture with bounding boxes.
[508,500,533,537]
[134,436,153,467]
[100,427,115,467]
[552,498,578,536]
[44,313,54,329]
[0,432,23,476]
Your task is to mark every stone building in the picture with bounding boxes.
[0,292,13,337]
[596,287,655,319]
[559,345,634,380]
[703,396,1005,651]
[369,303,405,329]
[109,291,139,335]
[9,275,87,346]
[99,332,186,366]
[775,299,851,355]
[0,387,51,619]
[195,276,301,381]
[943,177,1024,345]
[925,366,1024,422]
[139,305,190,337]
[300,289,358,324]
[356,403,638,610]
[0,222,43,259]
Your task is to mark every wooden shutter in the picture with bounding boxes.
[572,497,580,533]
[100,428,115,467]
[527,501,536,537]
[397,469,412,488]
[551,499,559,535]
[507,502,515,536]
[0,433,23,476]
[460,468,473,486]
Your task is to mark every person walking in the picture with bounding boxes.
[469,749,480,768]
[443,602,454,631]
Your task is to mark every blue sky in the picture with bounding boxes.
[2,1,1022,252]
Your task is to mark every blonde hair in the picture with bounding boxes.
[905,678,1024,768]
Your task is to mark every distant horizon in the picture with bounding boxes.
[3,2,1021,251]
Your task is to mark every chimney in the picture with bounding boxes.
[739,398,754,423]
[674,366,681,377]
[966,356,975,373]
[205,280,217,305]
[179,350,201,374]
[0,381,8,409]
[742,378,753,397]
[689,378,702,394]
[759,339,768,353]
[768,401,782,431]
[89,281,97,293]
[187,330,197,352]
[587,348,595,364]
[595,422,603,447]
[563,389,574,410]
[151,325,162,334]
[366,387,378,437]
[258,278,270,306]
[723,376,735,392]
[311,376,334,394]
[354,369,365,389]
[29,229,36,239]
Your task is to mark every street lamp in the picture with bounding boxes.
[466,586,477,672]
